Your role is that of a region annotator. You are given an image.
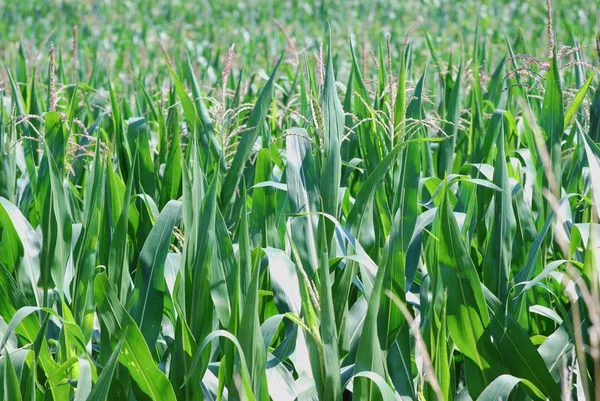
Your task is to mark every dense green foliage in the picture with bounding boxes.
[1,1,600,400]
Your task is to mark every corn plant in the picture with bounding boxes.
[1,1,600,400]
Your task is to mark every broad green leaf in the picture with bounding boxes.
[482,124,515,301]
[133,199,182,350]
[0,197,41,306]
[540,54,564,193]
[435,188,503,398]
[185,172,218,339]
[349,372,398,401]
[0,267,69,400]
[72,142,105,337]
[316,216,342,401]
[94,272,177,401]
[353,248,386,401]
[73,358,92,401]
[476,374,544,401]
[320,35,344,243]
[186,330,257,401]
[264,248,301,315]
[489,312,562,401]
[286,128,319,278]
[107,152,137,303]
[252,149,280,247]
[126,117,156,197]
[38,133,72,300]
[538,324,573,381]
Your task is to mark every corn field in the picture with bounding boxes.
[1,0,600,400]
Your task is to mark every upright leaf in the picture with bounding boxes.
[221,57,282,208]
[320,36,344,243]
[94,272,177,401]
[133,200,182,350]
[482,125,516,301]
[435,188,503,398]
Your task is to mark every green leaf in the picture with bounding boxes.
[582,131,600,221]
[476,374,545,401]
[73,358,92,401]
[316,216,342,401]
[38,132,72,300]
[349,42,382,171]
[264,247,301,315]
[87,334,126,401]
[489,312,562,401]
[127,117,156,197]
[1,352,22,401]
[540,324,575,383]
[437,63,462,176]
[286,128,320,278]
[540,54,564,192]
[186,330,257,401]
[590,80,600,142]
[252,149,280,247]
[320,35,344,243]
[107,152,137,303]
[94,272,177,401]
[238,252,267,398]
[353,250,386,401]
[72,142,105,337]
[349,372,398,401]
[482,123,516,301]
[0,268,69,400]
[185,171,219,339]
[184,53,225,170]
[0,197,41,306]
[564,71,595,130]
[435,188,503,398]
[133,199,182,350]
[221,56,282,208]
